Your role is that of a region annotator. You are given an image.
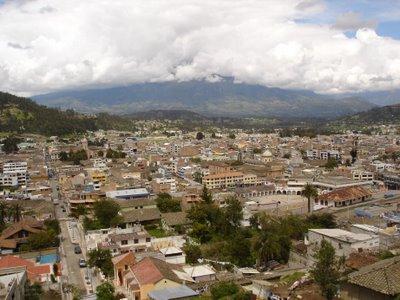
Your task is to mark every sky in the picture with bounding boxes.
[0,0,400,96]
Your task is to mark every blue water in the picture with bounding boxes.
[39,254,59,264]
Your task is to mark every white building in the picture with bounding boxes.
[2,162,28,186]
[306,228,379,260]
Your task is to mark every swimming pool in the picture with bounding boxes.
[38,253,59,264]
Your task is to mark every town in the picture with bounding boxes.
[0,121,399,300]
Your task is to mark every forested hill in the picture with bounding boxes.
[337,103,400,125]
[0,92,134,136]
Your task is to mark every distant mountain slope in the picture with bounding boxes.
[345,90,400,106]
[334,103,400,125]
[33,80,376,118]
[127,109,206,121]
[0,92,134,136]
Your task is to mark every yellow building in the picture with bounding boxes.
[203,171,244,189]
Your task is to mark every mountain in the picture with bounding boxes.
[0,92,134,136]
[127,109,206,121]
[343,90,400,106]
[33,80,376,118]
[336,103,400,125]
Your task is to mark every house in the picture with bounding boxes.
[106,188,150,200]
[113,252,136,286]
[148,285,198,300]
[342,256,400,300]
[159,247,186,265]
[0,268,27,300]
[0,218,44,253]
[161,212,190,232]
[0,256,51,283]
[114,256,187,300]
[121,208,162,227]
[306,229,379,260]
[316,186,373,208]
[182,265,216,282]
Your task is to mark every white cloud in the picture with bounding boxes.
[0,0,399,95]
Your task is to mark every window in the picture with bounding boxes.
[134,238,139,244]
[121,240,128,245]
[146,238,151,242]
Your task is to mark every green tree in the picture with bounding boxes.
[228,132,236,139]
[220,196,243,236]
[350,148,357,164]
[44,219,61,235]
[25,282,43,300]
[93,199,122,228]
[96,282,115,300]
[201,185,213,204]
[59,151,69,161]
[88,249,114,278]
[211,282,239,299]
[1,136,21,154]
[192,171,202,183]
[0,201,9,228]
[155,193,181,213]
[302,183,318,213]
[183,243,202,264]
[9,202,23,222]
[196,132,205,140]
[324,157,338,170]
[97,150,104,157]
[310,240,342,300]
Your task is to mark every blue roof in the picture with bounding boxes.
[148,285,198,300]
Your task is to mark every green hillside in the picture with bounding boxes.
[0,92,134,136]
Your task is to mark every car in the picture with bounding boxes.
[79,259,86,268]
[74,245,82,254]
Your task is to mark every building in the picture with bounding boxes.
[203,172,244,189]
[0,268,26,300]
[316,186,373,208]
[106,188,150,200]
[351,170,374,181]
[148,285,198,300]
[343,256,400,300]
[2,162,28,186]
[307,229,379,259]
[152,178,177,194]
[0,218,44,253]
[182,265,216,282]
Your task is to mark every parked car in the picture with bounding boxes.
[74,245,82,254]
[79,259,86,268]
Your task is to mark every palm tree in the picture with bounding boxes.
[9,203,23,222]
[0,201,9,226]
[303,183,318,213]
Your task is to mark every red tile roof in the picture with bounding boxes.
[0,255,51,281]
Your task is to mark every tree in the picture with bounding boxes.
[306,213,336,229]
[302,183,318,213]
[211,282,239,299]
[25,282,43,300]
[155,193,181,213]
[9,202,23,222]
[350,148,357,164]
[0,201,9,228]
[183,243,202,264]
[310,240,342,300]
[88,249,114,278]
[96,282,115,300]
[211,132,217,138]
[97,150,104,157]
[192,171,202,183]
[44,219,61,235]
[1,136,21,154]
[283,153,291,159]
[220,196,243,236]
[201,185,213,204]
[196,132,205,140]
[93,199,122,228]
[27,230,58,250]
[324,157,338,170]
[228,133,236,139]
[59,151,69,161]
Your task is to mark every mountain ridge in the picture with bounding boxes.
[33,80,376,118]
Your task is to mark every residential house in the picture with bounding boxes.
[0,218,44,253]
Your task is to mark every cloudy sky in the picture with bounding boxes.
[0,0,400,95]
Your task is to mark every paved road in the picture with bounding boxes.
[60,220,86,291]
